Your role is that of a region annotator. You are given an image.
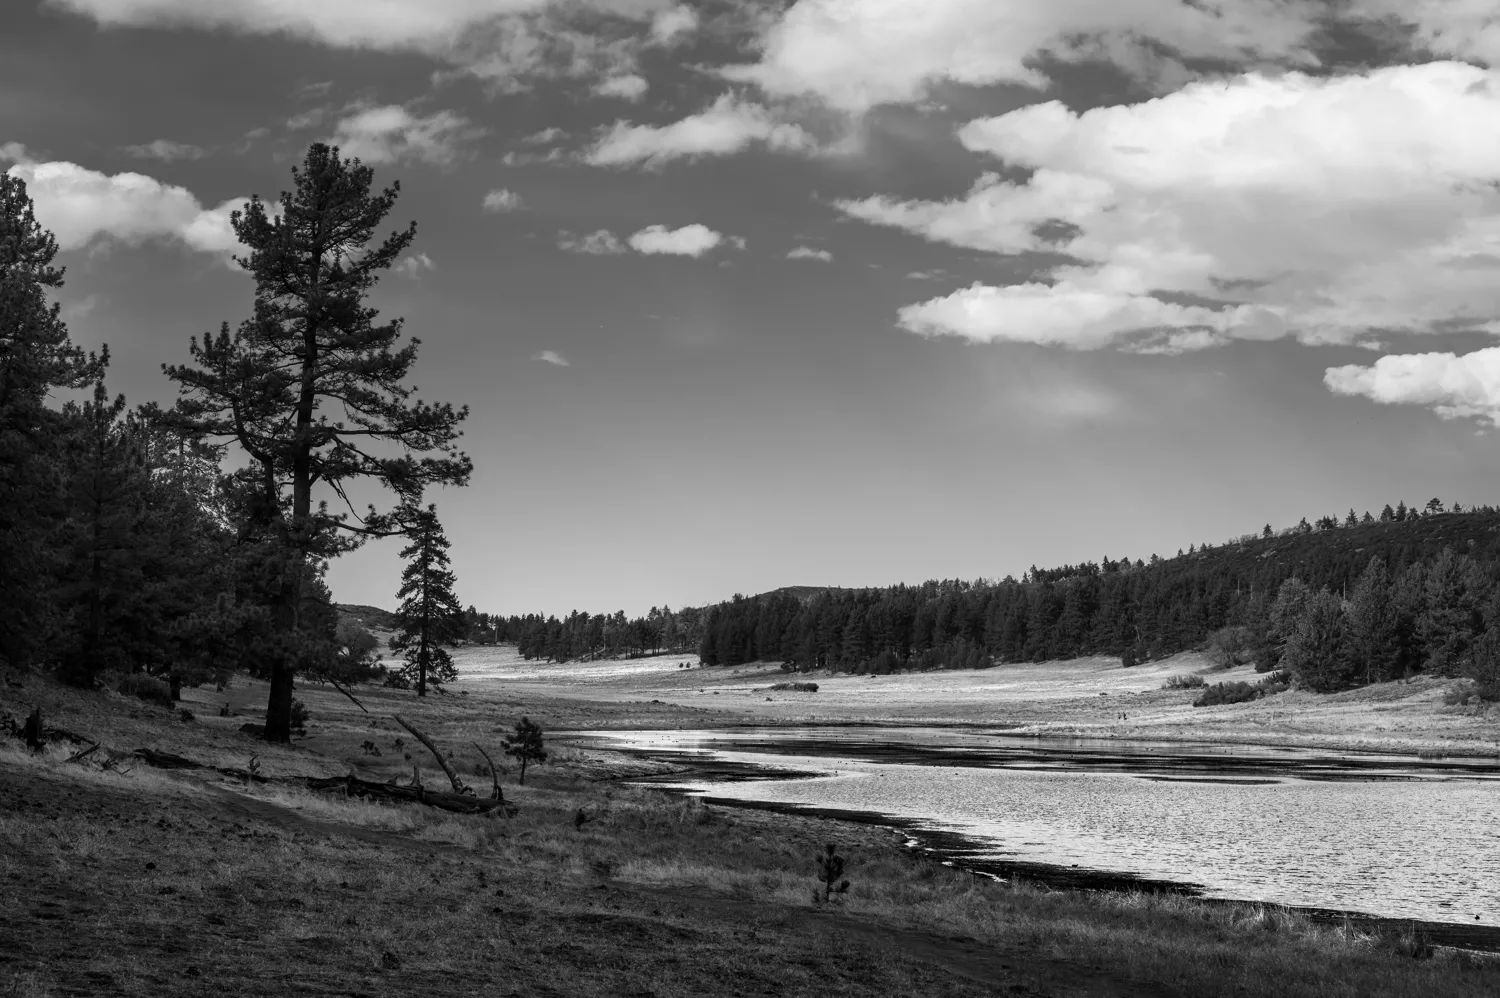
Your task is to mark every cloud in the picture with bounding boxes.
[0,143,30,163]
[724,0,1326,112]
[787,246,833,262]
[395,252,437,277]
[897,282,1280,352]
[286,107,327,130]
[841,62,1500,350]
[482,188,524,212]
[49,0,694,98]
[558,229,625,254]
[649,4,697,45]
[122,139,206,161]
[522,127,566,144]
[1326,347,1500,424]
[1350,0,1500,67]
[594,73,648,100]
[628,224,730,257]
[5,157,256,255]
[329,104,482,166]
[532,349,570,366]
[585,94,814,167]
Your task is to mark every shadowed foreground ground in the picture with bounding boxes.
[3,670,1497,998]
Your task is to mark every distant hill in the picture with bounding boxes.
[697,508,1500,674]
[336,603,398,633]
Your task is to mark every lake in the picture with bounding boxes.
[569,727,1500,931]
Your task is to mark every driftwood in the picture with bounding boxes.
[306,775,516,816]
[393,714,472,796]
[473,743,504,801]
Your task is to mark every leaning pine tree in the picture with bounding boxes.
[165,144,471,742]
[390,503,463,696]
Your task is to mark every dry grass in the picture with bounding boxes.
[4,667,1499,997]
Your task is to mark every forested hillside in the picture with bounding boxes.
[696,504,1500,696]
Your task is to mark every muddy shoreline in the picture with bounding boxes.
[569,735,1500,953]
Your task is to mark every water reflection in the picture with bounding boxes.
[571,727,1500,927]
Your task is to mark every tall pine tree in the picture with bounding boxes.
[390,503,463,696]
[165,144,471,740]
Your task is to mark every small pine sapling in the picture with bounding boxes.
[816,842,849,901]
[502,717,547,785]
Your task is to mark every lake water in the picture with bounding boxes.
[570,727,1500,929]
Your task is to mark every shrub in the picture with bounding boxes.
[117,673,173,707]
[1193,674,1290,707]
[1164,673,1207,689]
[770,682,819,692]
[289,697,309,736]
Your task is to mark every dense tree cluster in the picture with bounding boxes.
[0,149,470,736]
[696,510,1500,692]
[499,606,706,662]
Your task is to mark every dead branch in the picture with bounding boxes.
[473,743,504,801]
[66,742,99,764]
[393,714,473,796]
[306,775,515,816]
[325,676,369,713]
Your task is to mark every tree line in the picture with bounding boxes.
[454,606,708,662]
[695,508,1500,698]
[0,145,472,739]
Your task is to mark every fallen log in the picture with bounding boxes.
[132,748,270,783]
[393,714,473,796]
[306,775,516,816]
[66,742,99,764]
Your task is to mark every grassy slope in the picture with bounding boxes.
[3,671,1499,998]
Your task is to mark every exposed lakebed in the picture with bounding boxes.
[566,726,1500,946]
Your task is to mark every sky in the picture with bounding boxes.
[7,1,1500,617]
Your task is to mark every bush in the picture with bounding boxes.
[1193,674,1290,707]
[1164,673,1207,689]
[770,682,819,692]
[117,673,173,707]
[289,697,309,736]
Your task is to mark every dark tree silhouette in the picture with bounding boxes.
[390,503,463,696]
[164,144,471,742]
[502,717,547,785]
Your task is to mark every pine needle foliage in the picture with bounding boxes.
[390,503,463,696]
[163,143,471,740]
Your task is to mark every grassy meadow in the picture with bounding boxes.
[3,666,1499,998]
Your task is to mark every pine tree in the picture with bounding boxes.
[0,174,103,668]
[164,144,471,741]
[1380,504,1394,522]
[1346,557,1395,685]
[502,717,547,785]
[390,504,463,696]
[1344,508,1358,528]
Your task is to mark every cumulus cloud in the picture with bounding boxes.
[585,94,814,167]
[558,229,625,254]
[532,349,570,366]
[329,104,482,166]
[395,252,437,277]
[4,157,257,255]
[897,282,1280,352]
[1326,347,1500,424]
[842,62,1500,350]
[594,73,648,100]
[724,0,1324,112]
[787,246,833,262]
[482,188,524,212]
[122,139,206,161]
[627,223,731,257]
